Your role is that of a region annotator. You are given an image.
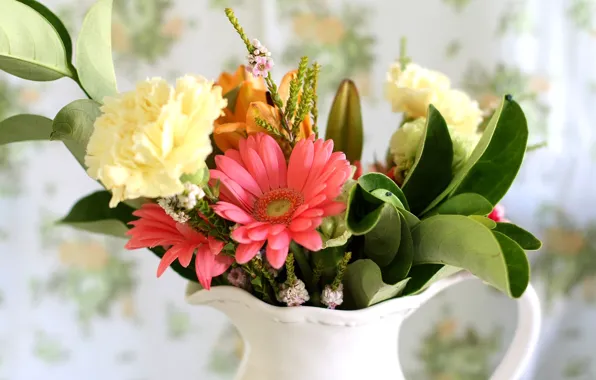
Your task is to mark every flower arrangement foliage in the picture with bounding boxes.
[0,0,541,310]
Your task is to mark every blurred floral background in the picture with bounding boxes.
[1,0,596,379]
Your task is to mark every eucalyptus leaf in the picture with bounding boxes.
[494,222,542,250]
[0,0,73,81]
[76,0,118,101]
[433,193,494,216]
[0,114,53,145]
[343,259,410,309]
[468,215,497,229]
[58,190,135,237]
[381,213,414,284]
[412,214,529,298]
[17,0,73,62]
[364,205,401,267]
[402,105,453,215]
[402,264,462,295]
[421,98,528,214]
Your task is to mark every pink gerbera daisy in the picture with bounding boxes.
[488,204,508,223]
[125,203,233,289]
[211,133,352,268]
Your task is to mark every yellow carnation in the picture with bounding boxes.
[85,76,226,207]
[384,62,451,117]
[433,89,483,135]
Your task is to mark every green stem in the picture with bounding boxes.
[331,252,352,290]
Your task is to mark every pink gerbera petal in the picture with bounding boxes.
[235,241,264,263]
[266,244,290,269]
[291,229,323,252]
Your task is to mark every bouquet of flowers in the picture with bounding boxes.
[0,0,541,310]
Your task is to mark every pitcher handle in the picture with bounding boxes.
[416,274,542,380]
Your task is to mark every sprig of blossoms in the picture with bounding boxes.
[157,182,206,223]
[247,39,273,77]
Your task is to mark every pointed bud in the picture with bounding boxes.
[325,80,364,162]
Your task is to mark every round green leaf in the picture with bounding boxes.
[76,0,118,101]
[433,193,494,216]
[0,114,53,145]
[364,204,401,267]
[358,172,410,211]
[381,213,414,284]
[412,214,530,298]
[468,215,497,229]
[0,0,73,81]
[402,264,462,296]
[343,259,410,309]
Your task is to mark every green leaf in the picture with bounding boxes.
[326,79,363,162]
[396,207,421,229]
[364,205,401,267]
[76,0,118,101]
[433,193,494,216]
[381,213,414,284]
[345,185,385,235]
[343,259,410,309]
[358,172,410,211]
[468,215,497,229]
[0,114,53,145]
[310,245,346,282]
[50,99,102,166]
[402,264,462,295]
[17,0,73,62]
[150,246,198,283]
[451,100,528,204]
[492,231,530,298]
[421,98,528,214]
[494,222,542,250]
[412,214,529,298]
[0,0,73,81]
[58,190,135,237]
[402,105,453,215]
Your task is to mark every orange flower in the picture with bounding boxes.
[213,66,313,152]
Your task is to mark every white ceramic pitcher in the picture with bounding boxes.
[186,274,541,380]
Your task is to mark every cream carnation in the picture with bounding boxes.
[433,89,483,135]
[85,76,226,207]
[384,62,451,118]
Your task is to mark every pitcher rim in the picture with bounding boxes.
[184,282,437,326]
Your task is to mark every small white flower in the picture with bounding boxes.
[227,268,251,290]
[157,198,189,223]
[277,279,309,307]
[321,284,344,309]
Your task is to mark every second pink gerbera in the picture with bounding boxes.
[211,133,352,268]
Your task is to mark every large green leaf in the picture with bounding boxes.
[326,79,363,162]
[381,213,414,284]
[0,0,73,81]
[402,264,462,295]
[58,190,135,237]
[494,222,542,250]
[402,105,453,215]
[363,205,401,267]
[421,98,528,214]
[50,99,102,166]
[17,0,73,62]
[0,114,53,145]
[412,214,529,298]
[76,0,118,101]
[433,193,494,216]
[343,259,410,309]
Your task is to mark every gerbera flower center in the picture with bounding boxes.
[253,188,304,224]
